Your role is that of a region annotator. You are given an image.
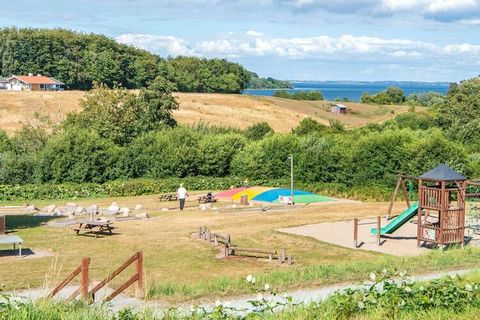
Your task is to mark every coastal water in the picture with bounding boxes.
[243,81,450,102]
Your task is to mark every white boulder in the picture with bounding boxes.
[135,212,149,219]
[134,204,143,210]
[119,207,130,217]
[42,204,57,213]
[86,204,99,215]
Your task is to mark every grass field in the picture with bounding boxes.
[1,194,479,304]
[0,91,410,134]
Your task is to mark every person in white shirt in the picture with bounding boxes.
[177,183,188,211]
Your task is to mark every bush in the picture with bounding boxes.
[231,134,299,179]
[292,117,328,136]
[35,129,124,183]
[274,90,324,100]
[244,122,274,140]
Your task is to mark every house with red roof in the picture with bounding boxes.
[6,73,64,91]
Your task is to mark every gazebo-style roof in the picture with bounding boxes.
[419,164,467,181]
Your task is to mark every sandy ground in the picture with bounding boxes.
[278,216,429,256]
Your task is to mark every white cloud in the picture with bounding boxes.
[116,34,191,56]
[117,32,480,64]
[246,30,263,37]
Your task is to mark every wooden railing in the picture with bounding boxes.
[420,187,442,209]
[47,257,90,302]
[46,252,143,303]
[88,251,143,303]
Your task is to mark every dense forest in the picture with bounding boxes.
[247,72,292,89]
[0,27,284,92]
[1,76,480,200]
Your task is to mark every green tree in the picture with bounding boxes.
[244,122,274,140]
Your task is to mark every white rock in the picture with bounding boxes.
[100,209,117,216]
[161,208,169,211]
[64,204,77,216]
[108,202,119,211]
[53,207,64,216]
[86,204,99,215]
[26,204,38,212]
[135,212,149,219]
[75,206,87,215]
[119,207,130,217]
[42,204,57,213]
[134,204,143,210]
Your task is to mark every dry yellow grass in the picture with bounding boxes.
[0,91,409,134]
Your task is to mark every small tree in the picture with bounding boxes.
[244,122,274,140]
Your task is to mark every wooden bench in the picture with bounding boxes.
[197,195,217,203]
[159,194,178,202]
[73,220,115,238]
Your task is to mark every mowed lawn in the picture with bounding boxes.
[1,195,479,304]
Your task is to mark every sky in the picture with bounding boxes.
[0,0,479,82]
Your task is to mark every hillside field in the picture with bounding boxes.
[0,91,411,134]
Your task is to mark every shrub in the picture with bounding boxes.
[35,129,124,183]
[244,122,274,140]
[232,134,300,179]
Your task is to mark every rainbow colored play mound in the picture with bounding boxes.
[215,187,335,204]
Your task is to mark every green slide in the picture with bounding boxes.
[371,202,418,235]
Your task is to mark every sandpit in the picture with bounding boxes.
[278,217,430,256]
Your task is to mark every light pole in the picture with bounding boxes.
[288,154,294,204]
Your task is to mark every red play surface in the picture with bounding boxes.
[214,187,248,200]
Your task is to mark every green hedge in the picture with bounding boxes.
[0,177,400,202]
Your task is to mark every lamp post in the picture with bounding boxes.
[288,154,294,204]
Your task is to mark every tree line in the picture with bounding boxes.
[1,77,480,192]
[0,27,284,92]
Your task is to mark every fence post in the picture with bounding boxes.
[226,234,231,246]
[279,249,286,264]
[81,257,90,302]
[136,251,144,299]
[353,218,358,248]
[377,216,381,246]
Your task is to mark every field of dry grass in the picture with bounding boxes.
[1,194,478,304]
[0,91,410,134]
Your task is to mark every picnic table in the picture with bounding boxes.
[197,194,217,203]
[0,235,23,256]
[159,194,178,201]
[73,220,115,238]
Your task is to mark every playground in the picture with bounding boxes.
[1,166,480,304]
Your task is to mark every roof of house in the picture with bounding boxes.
[0,77,8,83]
[419,164,467,181]
[9,75,64,85]
[334,104,347,108]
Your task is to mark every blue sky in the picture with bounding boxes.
[1,0,479,81]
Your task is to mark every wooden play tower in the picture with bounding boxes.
[417,164,467,247]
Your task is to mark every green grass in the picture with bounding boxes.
[1,194,479,305]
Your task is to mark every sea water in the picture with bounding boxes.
[243,81,450,102]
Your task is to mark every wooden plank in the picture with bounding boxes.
[386,177,401,220]
[103,274,139,303]
[136,251,144,299]
[65,286,81,303]
[88,252,139,300]
[81,257,90,301]
[230,247,277,255]
[353,218,358,248]
[47,265,81,299]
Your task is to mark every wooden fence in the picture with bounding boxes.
[47,251,143,303]
[198,226,292,264]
